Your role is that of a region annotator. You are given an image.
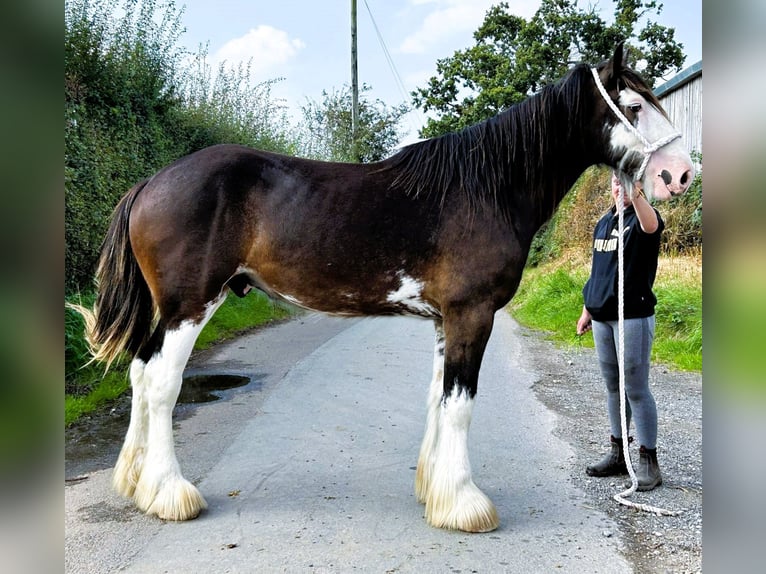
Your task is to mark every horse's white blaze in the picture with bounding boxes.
[608,86,681,153]
[424,387,499,532]
[387,272,437,315]
[127,295,225,520]
[415,325,445,503]
[621,90,673,144]
[608,88,648,151]
[608,87,694,200]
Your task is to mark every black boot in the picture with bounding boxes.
[635,445,662,491]
[586,435,631,477]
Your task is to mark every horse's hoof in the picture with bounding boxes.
[425,480,499,533]
[134,475,207,521]
[151,478,206,521]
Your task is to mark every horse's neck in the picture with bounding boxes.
[492,93,595,243]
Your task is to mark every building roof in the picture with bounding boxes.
[654,60,702,98]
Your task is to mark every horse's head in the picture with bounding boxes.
[594,43,695,201]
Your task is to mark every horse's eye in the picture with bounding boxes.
[628,103,642,114]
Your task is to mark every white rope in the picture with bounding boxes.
[590,68,681,182]
[591,66,682,516]
[613,186,681,517]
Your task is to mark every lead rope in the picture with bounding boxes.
[614,187,680,517]
[591,66,681,516]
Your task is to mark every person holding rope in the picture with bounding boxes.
[576,170,664,491]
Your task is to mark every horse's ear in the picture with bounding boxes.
[612,42,625,76]
[607,42,625,81]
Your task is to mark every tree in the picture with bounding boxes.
[298,84,409,163]
[412,0,685,137]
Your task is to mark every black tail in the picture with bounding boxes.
[68,180,154,368]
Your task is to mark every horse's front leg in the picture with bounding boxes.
[424,304,499,532]
[415,319,445,503]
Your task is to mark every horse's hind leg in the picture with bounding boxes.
[424,304,499,532]
[129,295,226,520]
[415,319,445,503]
[112,358,150,498]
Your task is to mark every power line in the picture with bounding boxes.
[362,0,426,135]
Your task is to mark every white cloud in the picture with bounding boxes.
[400,0,539,55]
[213,25,306,76]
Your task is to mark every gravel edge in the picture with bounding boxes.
[517,321,702,574]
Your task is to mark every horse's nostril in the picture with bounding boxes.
[680,170,691,186]
[660,169,672,185]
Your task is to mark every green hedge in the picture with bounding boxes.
[65,0,296,292]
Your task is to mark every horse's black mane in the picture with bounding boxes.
[380,63,595,218]
[381,60,658,222]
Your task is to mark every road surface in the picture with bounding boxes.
[66,312,633,572]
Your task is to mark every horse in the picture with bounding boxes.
[72,44,694,533]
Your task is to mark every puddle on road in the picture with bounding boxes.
[66,372,257,479]
[177,374,250,404]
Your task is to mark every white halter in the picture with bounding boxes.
[590,67,681,182]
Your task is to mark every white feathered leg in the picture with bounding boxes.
[424,387,499,532]
[112,358,149,498]
[415,321,445,503]
[130,296,225,520]
[423,305,498,532]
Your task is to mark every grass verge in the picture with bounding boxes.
[509,252,701,372]
[65,292,295,426]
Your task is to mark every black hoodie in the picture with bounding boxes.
[582,204,664,321]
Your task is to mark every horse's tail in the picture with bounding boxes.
[68,180,155,369]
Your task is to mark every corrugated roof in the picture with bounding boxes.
[654,60,702,98]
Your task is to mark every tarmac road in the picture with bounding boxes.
[65,312,632,573]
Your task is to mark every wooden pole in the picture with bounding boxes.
[351,0,359,161]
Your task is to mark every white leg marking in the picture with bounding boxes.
[415,324,445,503]
[113,358,149,497]
[131,296,225,520]
[425,388,499,532]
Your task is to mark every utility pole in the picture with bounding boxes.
[350,0,360,162]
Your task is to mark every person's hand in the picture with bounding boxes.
[576,307,592,336]
[632,179,645,200]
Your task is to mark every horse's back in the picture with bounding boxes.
[125,144,438,319]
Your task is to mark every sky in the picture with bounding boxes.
[177,0,702,145]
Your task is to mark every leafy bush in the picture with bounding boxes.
[297,84,409,162]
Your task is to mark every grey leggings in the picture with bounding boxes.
[592,316,657,449]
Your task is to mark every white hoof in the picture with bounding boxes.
[425,479,499,533]
[134,474,207,521]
